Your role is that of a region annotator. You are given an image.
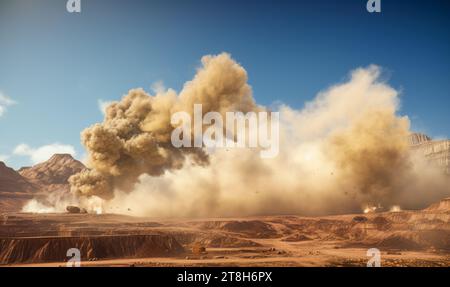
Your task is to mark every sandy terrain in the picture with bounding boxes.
[1,198,449,267]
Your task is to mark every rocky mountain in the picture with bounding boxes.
[0,154,85,212]
[19,154,86,187]
[0,161,36,212]
[0,161,35,194]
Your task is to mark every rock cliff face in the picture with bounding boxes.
[408,133,432,145]
[409,133,450,174]
[0,234,184,264]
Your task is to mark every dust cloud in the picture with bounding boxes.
[26,54,450,217]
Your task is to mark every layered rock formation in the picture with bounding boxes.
[409,133,450,174]
[0,234,184,264]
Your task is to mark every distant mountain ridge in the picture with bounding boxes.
[0,161,36,212]
[0,161,35,194]
[0,154,86,212]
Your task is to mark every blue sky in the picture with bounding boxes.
[0,0,449,168]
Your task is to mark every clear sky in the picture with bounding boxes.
[1,0,449,168]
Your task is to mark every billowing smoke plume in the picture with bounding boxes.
[30,53,450,217]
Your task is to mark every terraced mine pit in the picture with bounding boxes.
[0,198,449,267]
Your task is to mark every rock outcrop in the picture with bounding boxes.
[409,133,450,174]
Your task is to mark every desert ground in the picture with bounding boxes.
[1,197,449,267]
[1,143,449,267]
